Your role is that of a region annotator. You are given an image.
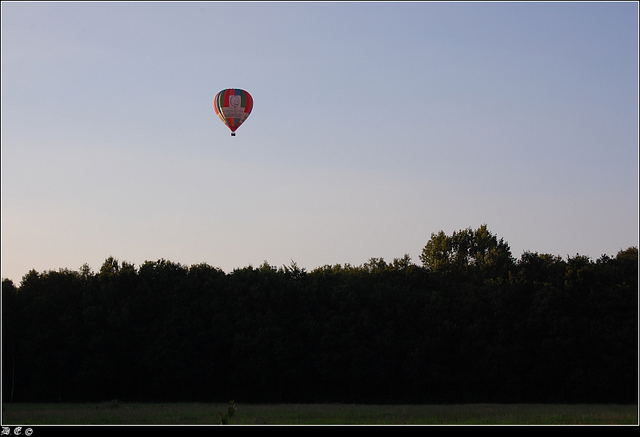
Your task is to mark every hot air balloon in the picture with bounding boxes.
[213,89,253,136]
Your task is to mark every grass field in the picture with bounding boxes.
[2,402,638,425]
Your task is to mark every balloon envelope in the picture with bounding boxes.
[213,89,253,135]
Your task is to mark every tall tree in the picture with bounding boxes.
[420,224,513,282]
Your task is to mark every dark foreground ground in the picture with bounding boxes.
[2,402,638,425]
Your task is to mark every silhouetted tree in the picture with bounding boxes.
[2,235,636,404]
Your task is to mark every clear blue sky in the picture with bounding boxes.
[2,2,638,282]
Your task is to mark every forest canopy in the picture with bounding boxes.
[2,225,637,404]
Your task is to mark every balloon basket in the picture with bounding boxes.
[231,132,236,136]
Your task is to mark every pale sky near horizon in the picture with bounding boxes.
[2,1,638,282]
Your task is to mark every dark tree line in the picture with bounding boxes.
[2,225,637,404]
